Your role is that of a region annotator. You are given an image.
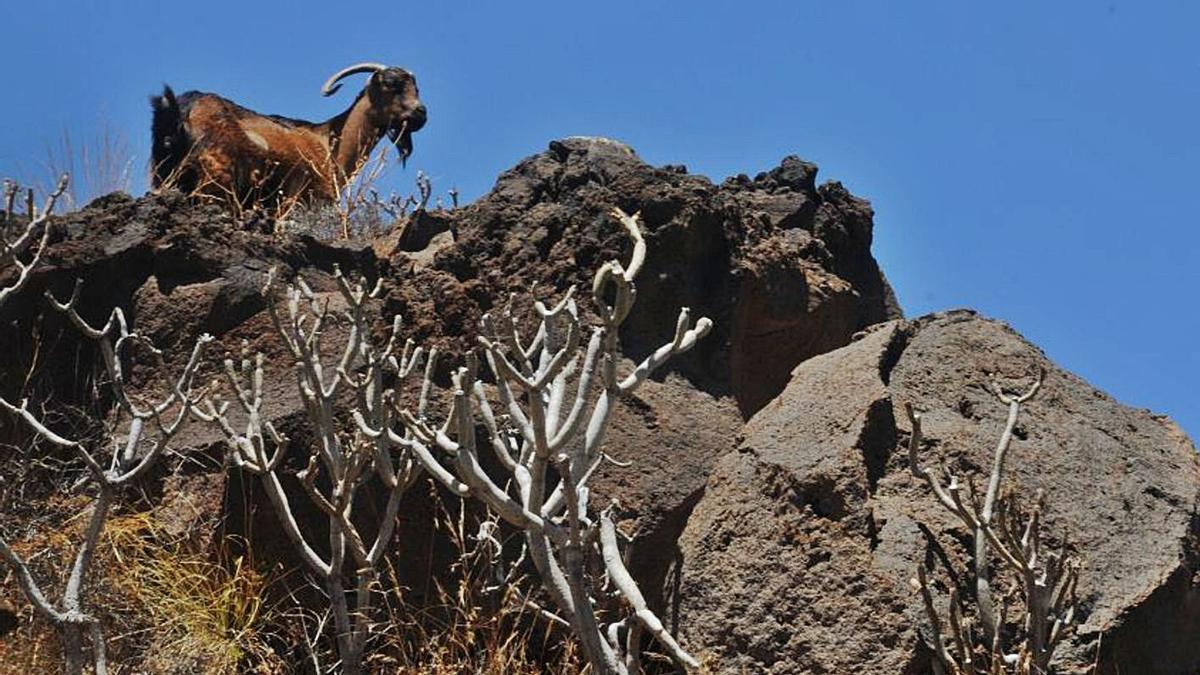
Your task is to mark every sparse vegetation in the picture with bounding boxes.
[373,489,587,674]
[1,124,1151,675]
[0,165,654,673]
[282,158,458,242]
[0,281,211,674]
[904,370,1080,674]
[42,126,135,210]
[192,260,437,675]
[1,176,68,309]
[105,516,281,675]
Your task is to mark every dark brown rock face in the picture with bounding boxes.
[676,311,1200,674]
[384,138,898,592]
[387,138,900,417]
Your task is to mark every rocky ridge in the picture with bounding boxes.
[0,138,1195,673]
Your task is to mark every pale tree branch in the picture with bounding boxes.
[600,511,700,671]
[195,264,441,675]
[904,369,1077,674]
[0,175,68,309]
[0,280,209,675]
[395,208,705,675]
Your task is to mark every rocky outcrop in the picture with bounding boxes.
[0,138,897,613]
[13,138,1192,674]
[386,138,900,417]
[386,137,898,591]
[675,311,1200,674]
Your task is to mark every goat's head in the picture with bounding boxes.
[322,62,427,164]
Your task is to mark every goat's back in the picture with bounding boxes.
[149,88,335,206]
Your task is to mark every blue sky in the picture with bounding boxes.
[2,1,1197,440]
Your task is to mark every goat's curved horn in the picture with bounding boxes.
[321,62,389,97]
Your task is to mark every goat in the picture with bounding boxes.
[150,62,427,209]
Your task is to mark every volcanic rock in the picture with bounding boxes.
[0,138,897,616]
[675,311,1200,674]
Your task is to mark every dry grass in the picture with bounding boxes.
[104,513,283,674]
[40,123,135,209]
[0,504,282,675]
[154,153,313,229]
[282,147,452,243]
[369,487,585,672]
[375,566,586,675]
[0,493,87,674]
[0,451,714,674]
[371,497,721,675]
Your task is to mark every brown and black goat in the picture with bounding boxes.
[150,62,427,211]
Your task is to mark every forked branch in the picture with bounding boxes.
[905,369,1078,674]
[395,208,708,675]
[195,264,444,675]
[0,282,210,675]
[0,175,68,308]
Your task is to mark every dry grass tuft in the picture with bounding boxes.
[0,505,282,674]
[282,148,454,243]
[105,513,283,674]
[371,491,585,675]
[40,123,135,209]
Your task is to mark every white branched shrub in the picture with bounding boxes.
[905,371,1080,675]
[0,281,211,675]
[384,208,711,674]
[193,265,445,675]
[6,203,707,674]
[0,175,68,308]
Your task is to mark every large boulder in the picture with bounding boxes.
[676,311,1200,674]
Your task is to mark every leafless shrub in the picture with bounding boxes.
[282,155,458,242]
[195,206,706,673]
[0,283,211,675]
[382,208,709,674]
[192,263,441,675]
[904,370,1080,674]
[0,176,69,309]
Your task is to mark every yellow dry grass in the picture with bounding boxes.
[104,512,282,674]
[0,486,714,674]
[0,506,281,674]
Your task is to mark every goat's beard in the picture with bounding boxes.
[388,123,413,168]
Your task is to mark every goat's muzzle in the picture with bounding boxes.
[389,103,427,166]
[405,103,427,132]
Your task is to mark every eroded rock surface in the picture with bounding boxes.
[676,311,1200,674]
